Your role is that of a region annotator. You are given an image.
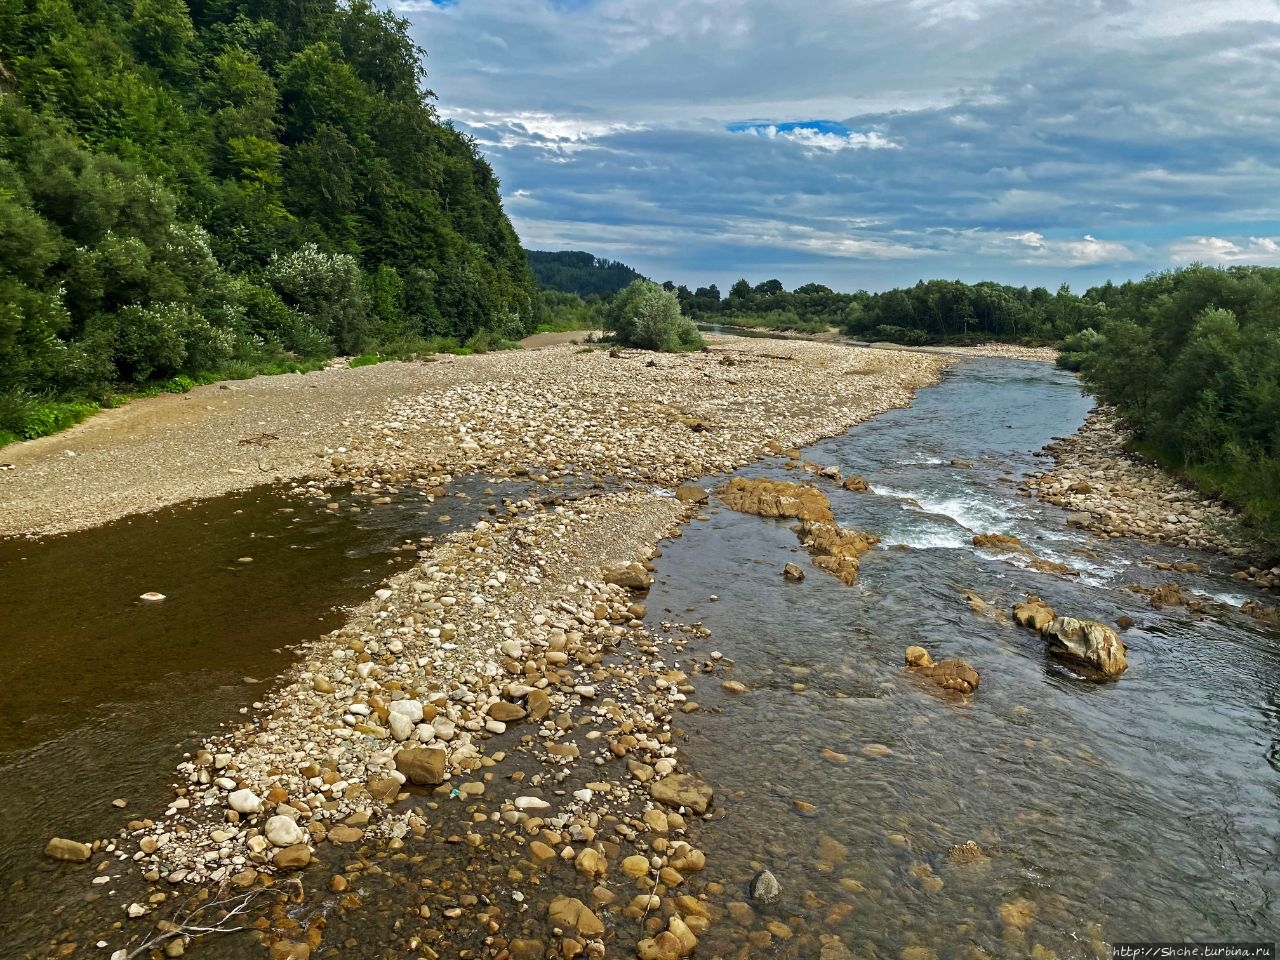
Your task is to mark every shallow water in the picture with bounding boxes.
[646,359,1280,957]
[0,475,543,949]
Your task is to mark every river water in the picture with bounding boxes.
[646,358,1279,957]
[1,358,1275,958]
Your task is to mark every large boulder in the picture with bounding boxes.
[674,485,710,504]
[395,746,448,785]
[717,477,834,523]
[800,521,879,586]
[1041,616,1128,678]
[547,896,604,936]
[44,838,92,863]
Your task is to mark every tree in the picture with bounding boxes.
[606,279,703,352]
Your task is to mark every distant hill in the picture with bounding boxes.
[527,251,646,297]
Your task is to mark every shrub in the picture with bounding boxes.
[606,280,704,352]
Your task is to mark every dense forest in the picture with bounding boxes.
[1069,265,1280,549]
[0,0,538,442]
[526,250,645,298]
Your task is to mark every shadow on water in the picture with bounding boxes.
[648,360,1280,957]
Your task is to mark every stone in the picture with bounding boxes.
[575,847,606,878]
[717,477,834,523]
[782,562,805,581]
[904,647,980,694]
[264,815,307,848]
[272,844,311,871]
[388,712,415,742]
[841,475,870,492]
[395,746,448,785]
[674,485,710,504]
[947,841,988,863]
[228,789,262,815]
[603,561,651,591]
[749,869,781,904]
[44,838,91,863]
[720,680,748,694]
[1041,616,1129,678]
[268,942,311,960]
[388,699,424,724]
[547,897,604,936]
[526,689,552,722]
[622,854,650,877]
[488,701,527,723]
[327,825,364,845]
[1013,597,1056,632]
[649,774,713,815]
[972,533,1023,551]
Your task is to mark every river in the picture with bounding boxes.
[1,357,1275,958]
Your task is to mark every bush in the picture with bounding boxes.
[606,280,704,352]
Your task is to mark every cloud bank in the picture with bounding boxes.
[397,0,1280,290]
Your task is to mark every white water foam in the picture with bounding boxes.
[877,484,1016,534]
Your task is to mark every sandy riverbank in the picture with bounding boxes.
[0,337,947,539]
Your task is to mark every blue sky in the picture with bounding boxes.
[395,0,1280,292]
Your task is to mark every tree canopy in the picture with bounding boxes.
[0,0,538,440]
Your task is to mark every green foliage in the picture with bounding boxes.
[1071,265,1280,552]
[536,289,606,332]
[0,0,539,438]
[607,280,704,352]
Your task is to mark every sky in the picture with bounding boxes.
[393,0,1280,293]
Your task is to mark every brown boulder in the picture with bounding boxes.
[904,646,980,694]
[395,746,448,785]
[602,561,651,591]
[717,477,834,523]
[1013,597,1056,631]
[44,838,91,863]
[272,844,311,871]
[674,485,710,504]
[972,533,1024,551]
[841,475,870,492]
[782,562,805,582]
[547,896,604,936]
[488,701,528,723]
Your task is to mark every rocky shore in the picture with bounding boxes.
[26,338,949,958]
[0,338,946,538]
[1023,406,1269,566]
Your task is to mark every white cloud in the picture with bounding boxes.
[1168,236,1280,265]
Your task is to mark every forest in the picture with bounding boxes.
[0,0,538,443]
[1069,265,1280,549]
[526,250,644,298]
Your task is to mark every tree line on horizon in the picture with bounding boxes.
[0,0,539,444]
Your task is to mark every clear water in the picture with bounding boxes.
[646,359,1280,957]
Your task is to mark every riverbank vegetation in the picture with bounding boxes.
[0,0,538,445]
[1065,265,1280,551]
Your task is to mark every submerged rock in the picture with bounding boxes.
[749,868,782,904]
[782,562,806,581]
[1041,616,1129,678]
[44,837,91,863]
[395,746,448,785]
[649,774,713,815]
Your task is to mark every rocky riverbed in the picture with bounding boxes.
[16,339,950,958]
